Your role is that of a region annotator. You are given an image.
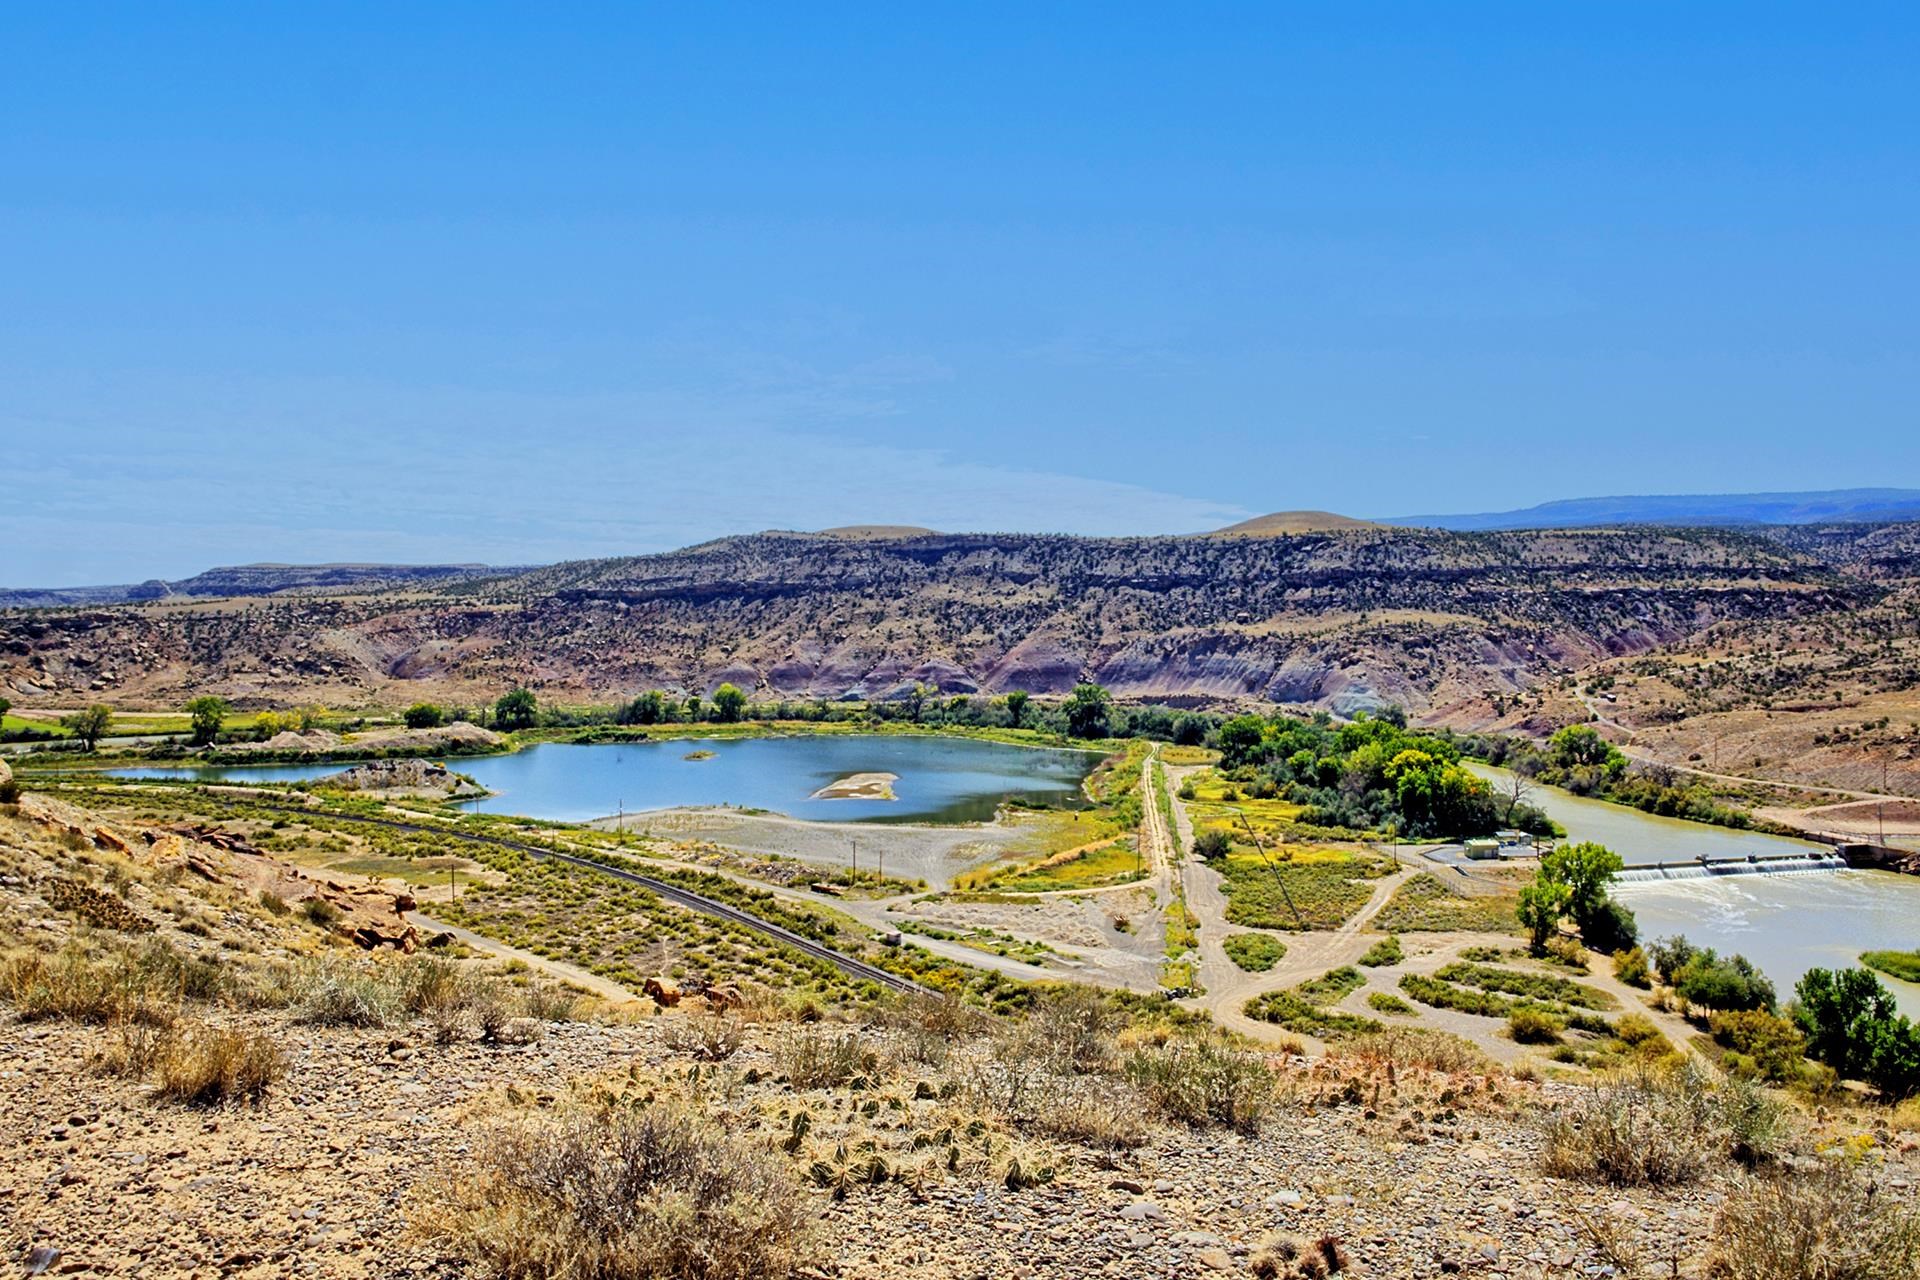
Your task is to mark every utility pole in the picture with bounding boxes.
[1236,811,1305,930]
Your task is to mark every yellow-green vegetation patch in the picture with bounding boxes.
[1159,744,1219,766]
[1160,875,1200,992]
[1398,961,1616,1036]
[1366,991,1415,1016]
[1371,871,1521,934]
[1219,849,1391,931]
[955,837,1145,893]
[1244,965,1382,1039]
[895,921,1057,966]
[1357,935,1403,967]
[1862,950,1920,985]
[1222,932,1287,972]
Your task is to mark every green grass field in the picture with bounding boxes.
[1370,872,1521,934]
[1219,849,1390,931]
[954,837,1145,893]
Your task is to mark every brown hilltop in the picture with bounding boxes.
[1209,511,1381,537]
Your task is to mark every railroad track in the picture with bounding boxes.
[225,799,933,996]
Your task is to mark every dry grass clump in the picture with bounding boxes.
[95,1015,281,1106]
[1325,1026,1491,1076]
[776,1024,880,1089]
[1252,1233,1351,1278]
[1706,1157,1920,1279]
[152,1021,282,1105]
[665,1012,746,1062]
[0,940,203,1026]
[1122,1037,1275,1133]
[285,953,578,1039]
[416,1104,810,1280]
[1542,1062,1787,1186]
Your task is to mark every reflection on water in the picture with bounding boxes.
[1466,762,1920,1015]
[112,734,1104,826]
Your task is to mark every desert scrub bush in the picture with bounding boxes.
[0,943,182,1026]
[1710,1009,1808,1084]
[1357,935,1402,967]
[665,1013,746,1062]
[417,1104,811,1280]
[1223,931,1288,972]
[1244,990,1383,1040]
[1122,1038,1274,1133]
[1542,1061,1785,1186]
[1366,991,1414,1015]
[1326,1027,1489,1076]
[300,897,343,928]
[1251,1233,1351,1280]
[152,1020,282,1106]
[1508,1008,1565,1044]
[1431,962,1615,1010]
[519,981,581,1022]
[777,1025,880,1089]
[1706,1156,1920,1280]
[290,957,400,1028]
[1613,946,1651,988]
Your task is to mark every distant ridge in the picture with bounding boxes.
[0,562,523,610]
[815,525,939,539]
[1380,488,1920,532]
[1209,511,1380,537]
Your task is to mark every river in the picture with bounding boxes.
[1467,762,1920,1014]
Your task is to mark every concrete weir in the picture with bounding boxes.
[1615,850,1848,882]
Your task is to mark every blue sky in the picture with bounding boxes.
[5,5,1916,582]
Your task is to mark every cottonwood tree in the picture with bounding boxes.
[185,696,229,746]
[1003,690,1030,728]
[494,688,538,731]
[711,683,747,723]
[62,704,112,751]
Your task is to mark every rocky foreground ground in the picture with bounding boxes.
[7,1002,1917,1280]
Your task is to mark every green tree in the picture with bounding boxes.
[1539,841,1624,924]
[1517,880,1573,953]
[1795,967,1920,1097]
[711,683,748,723]
[617,691,666,725]
[62,704,112,751]
[494,687,539,731]
[684,693,704,722]
[403,703,444,729]
[1063,683,1113,739]
[1549,724,1626,774]
[1214,715,1270,768]
[185,696,229,746]
[1003,690,1030,728]
[0,696,12,725]
[1193,829,1232,861]
[900,682,931,723]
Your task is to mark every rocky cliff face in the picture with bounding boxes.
[0,526,1871,713]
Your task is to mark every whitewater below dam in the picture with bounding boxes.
[1469,763,1920,1013]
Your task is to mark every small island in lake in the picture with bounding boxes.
[683,749,716,761]
[811,771,898,801]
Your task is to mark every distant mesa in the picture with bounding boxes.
[815,525,939,540]
[1209,511,1380,537]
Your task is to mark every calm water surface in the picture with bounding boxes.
[1468,762,1920,1013]
[112,734,1103,826]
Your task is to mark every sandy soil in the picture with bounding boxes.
[594,807,1027,887]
